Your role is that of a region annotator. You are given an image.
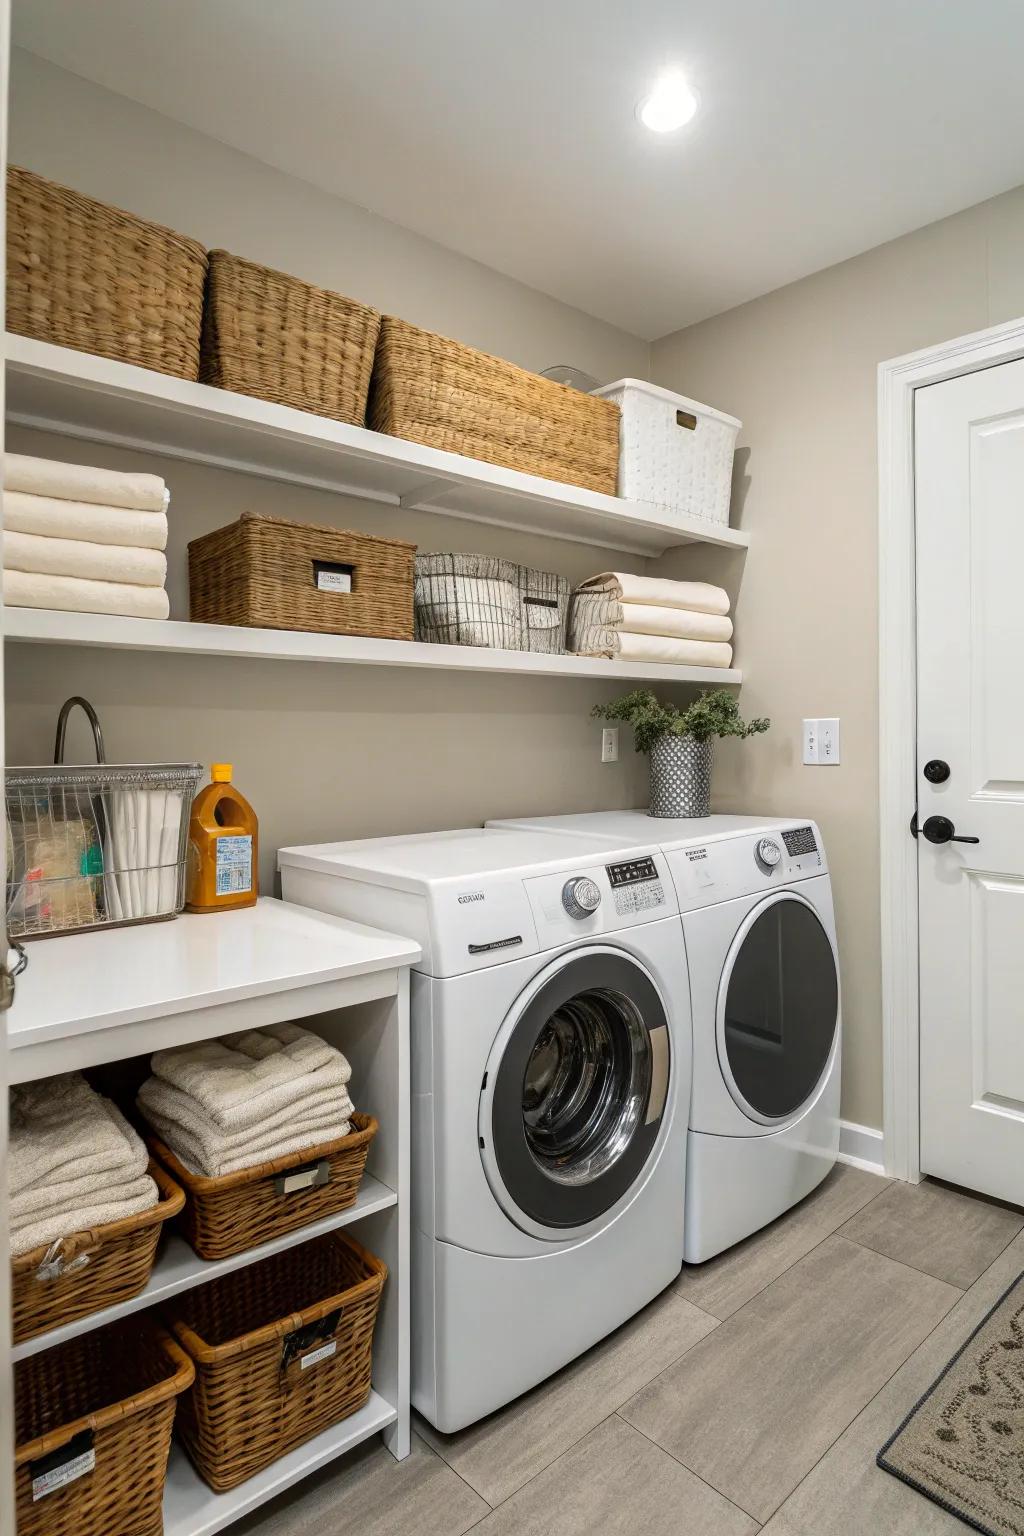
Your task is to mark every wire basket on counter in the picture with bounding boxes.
[6,698,201,940]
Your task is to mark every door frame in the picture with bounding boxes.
[878,312,1024,1182]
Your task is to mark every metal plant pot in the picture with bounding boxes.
[648,736,713,818]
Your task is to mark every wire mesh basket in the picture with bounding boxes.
[414,553,524,649]
[6,698,201,940]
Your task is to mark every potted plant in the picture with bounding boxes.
[593,689,770,818]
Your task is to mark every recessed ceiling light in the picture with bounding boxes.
[637,70,699,133]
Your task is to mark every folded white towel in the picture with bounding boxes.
[5,452,168,513]
[4,569,171,619]
[5,491,169,551]
[4,530,168,587]
[143,1105,353,1178]
[10,1175,160,1258]
[578,572,730,616]
[584,599,733,643]
[150,1023,353,1133]
[574,630,734,667]
[9,1074,148,1196]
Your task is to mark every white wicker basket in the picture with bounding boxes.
[593,379,740,527]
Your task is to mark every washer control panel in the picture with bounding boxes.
[561,876,602,920]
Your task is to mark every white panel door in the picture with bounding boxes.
[916,360,1024,1204]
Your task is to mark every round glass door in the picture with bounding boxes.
[487,953,670,1229]
[719,895,838,1121]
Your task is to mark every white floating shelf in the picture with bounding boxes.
[5,334,750,557]
[6,606,742,685]
[7,897,422,1082]
[12,1175,397,1362]
[162,1391,398,1536]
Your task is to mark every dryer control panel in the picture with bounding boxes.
[526,849,676,944]
[668,822,827,909]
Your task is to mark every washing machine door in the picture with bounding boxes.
[481,950,671,1233]
[718,890,839,1123]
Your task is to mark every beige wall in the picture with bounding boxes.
[651,183,1024,1128]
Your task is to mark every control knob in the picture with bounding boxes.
[562,876,602,920]
[755,837,782,873]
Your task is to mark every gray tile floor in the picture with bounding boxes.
[238,1167,1024,1535]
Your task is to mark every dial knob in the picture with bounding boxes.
[756,837,782,872]
[562,876,602,920]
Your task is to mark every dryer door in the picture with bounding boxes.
[481,950,671,1233]
[718,892,839,1123]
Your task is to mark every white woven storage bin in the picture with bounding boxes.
[593,379,741,527]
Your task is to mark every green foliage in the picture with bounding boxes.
[592,689,770,754]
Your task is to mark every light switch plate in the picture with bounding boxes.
[803,718,840,765]
[601,727,619,763]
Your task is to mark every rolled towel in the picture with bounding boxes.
[578,571,729,616]
[10,1074,148,1197]
[573,630,734,668]
[5,452,168,512]
[4,569,171,620]
[5,491,168,550]
[5,530,168,587]
[10,1175,160,1258]
[150,1023,353,1133]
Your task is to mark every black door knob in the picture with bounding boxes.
[923,759,950,784]
[921,815,980,846]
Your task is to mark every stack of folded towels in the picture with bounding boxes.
[9,1073,158,1258]
[568,570,734,668]
[137,1023,355,1178]
[4,451,170,619]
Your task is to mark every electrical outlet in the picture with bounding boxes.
[601,727,619,764]
[803,718,841,766]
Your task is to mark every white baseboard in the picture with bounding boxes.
[838,1119,886,1176]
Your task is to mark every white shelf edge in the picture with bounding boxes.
[5,608,742,685]
[162,1390,398,1536]
[5,334,750,557]
[11,1176,398,1362]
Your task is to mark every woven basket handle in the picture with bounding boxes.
[54,696,106,765]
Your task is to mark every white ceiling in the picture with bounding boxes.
[14,0,1024,339]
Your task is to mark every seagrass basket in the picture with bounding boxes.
[12,1160,184,1345]
[7,165,208,379]
[167,1232,386,1490]
[148,1113,378,1260]
[369,316,621,494]
[188,514,415,639]
[200,250,381,423]
[14,1318,194,1536]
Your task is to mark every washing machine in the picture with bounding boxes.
[278,827,691,1431]
[487,810,841,1262]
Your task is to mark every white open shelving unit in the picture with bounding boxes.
[8,899,421,1533]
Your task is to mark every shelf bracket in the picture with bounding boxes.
[397,477,452,509]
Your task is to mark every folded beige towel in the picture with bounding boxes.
[10,1074,148,1195]
[5,452,168,512]
[10,1175,159,1258]
[5,530,167,587]
[578,572,730,616]
[142,1105,353,1178]
[4,569,171,619]
[5,491,169,551]
[150,1023,353,1132]
[574,630,734,667]
[593,600,732,643]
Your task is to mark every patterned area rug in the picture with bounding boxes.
[878,1271,1024,1535]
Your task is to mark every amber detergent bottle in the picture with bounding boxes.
[186,763,259,913]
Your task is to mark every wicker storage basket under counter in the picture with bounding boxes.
[369,316,621,495]
[12,1160,184,1345]
[7,165,208,379]
[14,1317,194,1536]
[167,1231,386,1490]
[148,1112,378,1261]
[188,514,415,639]
[199,250,381,423]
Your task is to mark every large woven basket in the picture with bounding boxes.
[7,165,208,379]
[200,249,381,423]
[14,1318,194,1536]
[369,317,621,495]
[149,1112,379,1261]
[12,1160,184,1344]
[188,513,415,639]
[167,1231,386,1490]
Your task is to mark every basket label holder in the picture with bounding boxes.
[313,560,354,594]
[274,1158,331,1196]
[281,1307,342,1374]
[29,1429,95,1501]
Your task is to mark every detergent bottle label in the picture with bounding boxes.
[215,835,253,896]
